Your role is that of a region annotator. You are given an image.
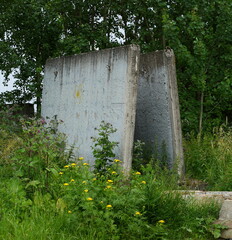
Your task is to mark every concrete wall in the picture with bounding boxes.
[135,49,184,175]
[42,45,140,172]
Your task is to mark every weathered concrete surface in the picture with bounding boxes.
[135,49,184,175]
[178,190,232,202]
[215,200,232,239]
[42,45,140,171]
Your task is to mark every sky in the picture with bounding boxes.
[0,72,14,93]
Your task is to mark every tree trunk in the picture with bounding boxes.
[199,91,204,137]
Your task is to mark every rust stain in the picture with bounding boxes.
[76,90,81,98]
[74,84,83,101]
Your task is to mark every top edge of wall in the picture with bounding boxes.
[46,44,140,64]
[141,48,174,58]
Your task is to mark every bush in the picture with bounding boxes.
[0,119,222,239]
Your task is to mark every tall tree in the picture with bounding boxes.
[0,0,231,133]
[0,0,62,112]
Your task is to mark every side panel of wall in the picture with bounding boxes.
[42,45,140,170]
[135,49,184,175]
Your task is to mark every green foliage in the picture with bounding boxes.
[91,121,119,175]
[1,0,231,128]
[0,117,68,197]
[0,119,222,239]
[185,126,232,190]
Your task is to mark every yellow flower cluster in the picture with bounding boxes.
[114,159,122,163]
[106,205,112,208]
[141,181,146,184]
[87,197,93,201]
[79,157,84,160]
[135,171,141,175]
[59,172,63,175]
[84,189,89,193]
[83,163,89,166]
[71,163,77,166]
[111,171,117,174]
[64,165,69,168]
[135,211,142,216]
[63,183,69,186]
[158,220,165,224]
[107,180,113,183]
[70,179,75,182]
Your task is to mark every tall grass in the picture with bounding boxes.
[0,114,223,239]
[185,126,232,190]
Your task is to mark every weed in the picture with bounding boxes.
[91,121,119,175]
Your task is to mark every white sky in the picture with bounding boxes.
[0,72,14,93]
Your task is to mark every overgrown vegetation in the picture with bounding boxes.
[184,125,232,191]
[0,115,224,239]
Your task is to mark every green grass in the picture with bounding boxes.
[0,116,224,239]
[184,126,232,190]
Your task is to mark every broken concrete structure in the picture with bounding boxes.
[42,45,184,174]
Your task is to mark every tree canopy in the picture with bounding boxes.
[0,0,231,133]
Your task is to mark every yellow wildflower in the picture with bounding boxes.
[106,205,112,208]
[68,210,72,214]
[59,172,63,175]
[107,180,113,183]
[158,220,165,224]
[106,185,112,189]
[82,180,87,184]
[71,163,77,166]
[79,157,84,160]
[141,181,146,184]
[70,179,75,182]
[135,211,142,216]
[114,159,122,163]
[111,171,117,175]
[63,183,69,186]
[84,189,89,193]
[100,201,104,204]
[64,165,69,168]
[83,163,89,166]
[93,178,97,181]
[135,171,141,175]
[87,197,93,201]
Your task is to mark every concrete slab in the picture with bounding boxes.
[42,45,184,174]
[135,49,184,175]
[42,45,140,171]
[219,200,232,220]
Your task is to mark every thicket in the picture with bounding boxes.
[0,114,224,240]
[1,0,232,133]
[184,125,232,191]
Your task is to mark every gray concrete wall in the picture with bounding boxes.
[42,45,140,172]
[135,49,184,175]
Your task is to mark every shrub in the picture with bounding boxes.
[185,126,232,190]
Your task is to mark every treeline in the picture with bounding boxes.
[0,0,231,134]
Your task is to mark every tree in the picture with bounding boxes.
[0,0,62,112]
[0,0,231,134]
